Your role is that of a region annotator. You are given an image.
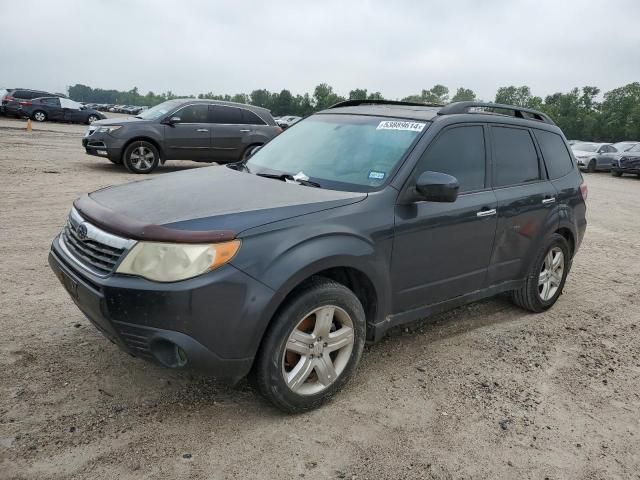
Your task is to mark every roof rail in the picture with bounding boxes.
[328,99,444,109]
[437,101,555,125]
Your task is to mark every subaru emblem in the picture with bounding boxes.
[77,222,88,240]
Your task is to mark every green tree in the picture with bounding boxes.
[495,86,542,108]
[349,88,368,100]
[451,87,476,102]
[313,83,345,110]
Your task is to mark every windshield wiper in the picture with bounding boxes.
[256,172,321,188]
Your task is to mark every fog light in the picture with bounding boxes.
[151,339,188,368]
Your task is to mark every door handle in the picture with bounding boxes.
[476,208,497,217]
[542,197,556,205]
[196,128,209,132]
[239,129,250,132]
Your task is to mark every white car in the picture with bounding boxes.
[277,115,302,128]
[571,142,618,172]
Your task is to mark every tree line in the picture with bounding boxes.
[68,82,640,142]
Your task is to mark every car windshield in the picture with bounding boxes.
[246,114,428,191]
[628,144,640,153]
[615,142,637,152]
[572,142,599,152]
[136,99,183,120]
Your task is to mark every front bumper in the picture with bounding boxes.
[49,236,275,382]
[82,132,124,162]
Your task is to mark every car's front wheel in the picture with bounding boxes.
[253,277,366,413]
[511,233,570,313]
[87,115,99,124]
[32,110,47,122]
[123,141,160,174]
[587,159,596,173]
[611,170,623,177]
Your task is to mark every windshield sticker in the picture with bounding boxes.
[376,120,426,132]
[368,170,386,180]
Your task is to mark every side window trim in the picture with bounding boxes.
[403,122,490,196]
[241,108,266,125]
[489,123,545,190]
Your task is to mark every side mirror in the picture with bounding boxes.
[414,171,459,203]
[165,116,181,125]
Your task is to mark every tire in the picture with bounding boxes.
[32,110,47,122]
[587,159,596,173]
[241,144,263,162]
[511,233,570,313]
[611,170,623,177]
[253,277,366,413]
[123,141,160,174]
[87,115,98,124]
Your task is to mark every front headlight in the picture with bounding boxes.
[96,125,122,134]
[116,240,240,282]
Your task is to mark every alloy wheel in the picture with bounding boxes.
[538,246,564,301]
[34,112,46,121]
[282,305,355,396]
[129,146,155,171]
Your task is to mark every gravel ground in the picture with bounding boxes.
[0,116,639,480]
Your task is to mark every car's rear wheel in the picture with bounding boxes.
[241,144,263,162]
[123,141,160,174]
[611,170,623,177]
[511,233,570,313]
[253,277,365,413]
[32,110,47,122]
[87,115,98,124]
[587,159,596,172]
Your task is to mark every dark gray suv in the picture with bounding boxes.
[50,100,587,412]
[82,99,282,173]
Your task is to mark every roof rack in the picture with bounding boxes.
[328,99,443,109]
[437,101,555,125]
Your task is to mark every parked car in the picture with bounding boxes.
[571,142,618,172]
[611,143,640,177]
[567,140,582,146]
[50,100,586,412]
[18,97,105,124]
[83,99,282,172]
[612,141,639,153]
[1,88,66,117]
[277,115,302,129]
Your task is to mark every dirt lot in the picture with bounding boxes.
[0,116,639,480]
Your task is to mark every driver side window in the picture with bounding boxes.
[175,104,209,123]
[414,125,486,193]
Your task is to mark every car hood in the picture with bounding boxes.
[74,166,366,243]
[91,116,151,127]
[572,150,597,156]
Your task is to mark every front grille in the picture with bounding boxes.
[60,208,133,276]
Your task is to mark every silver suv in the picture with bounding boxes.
[82,99,282,173]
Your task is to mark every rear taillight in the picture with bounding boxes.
[5,95,14,101]
[580,183,588,202]
[275,126,283,134]
[19,101,32,106]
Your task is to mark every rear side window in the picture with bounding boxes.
[211,105,242,124]
[41,98,60,106]
[415,125,486,193]
[241,109,265,125]
[176,104,209,123]
[533,129,574,179]
[492,126,540,187]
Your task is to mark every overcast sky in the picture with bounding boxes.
[2,0,639,100]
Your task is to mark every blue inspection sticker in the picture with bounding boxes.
[368,170,386,180]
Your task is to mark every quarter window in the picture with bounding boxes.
[175,105,209,123]
[211,105,242,124]
[492,127,540,187]
[533,129,574,179]
[241,109,265,125]
[414,125,486,193]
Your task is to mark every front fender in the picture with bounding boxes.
[232,230,393,355]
